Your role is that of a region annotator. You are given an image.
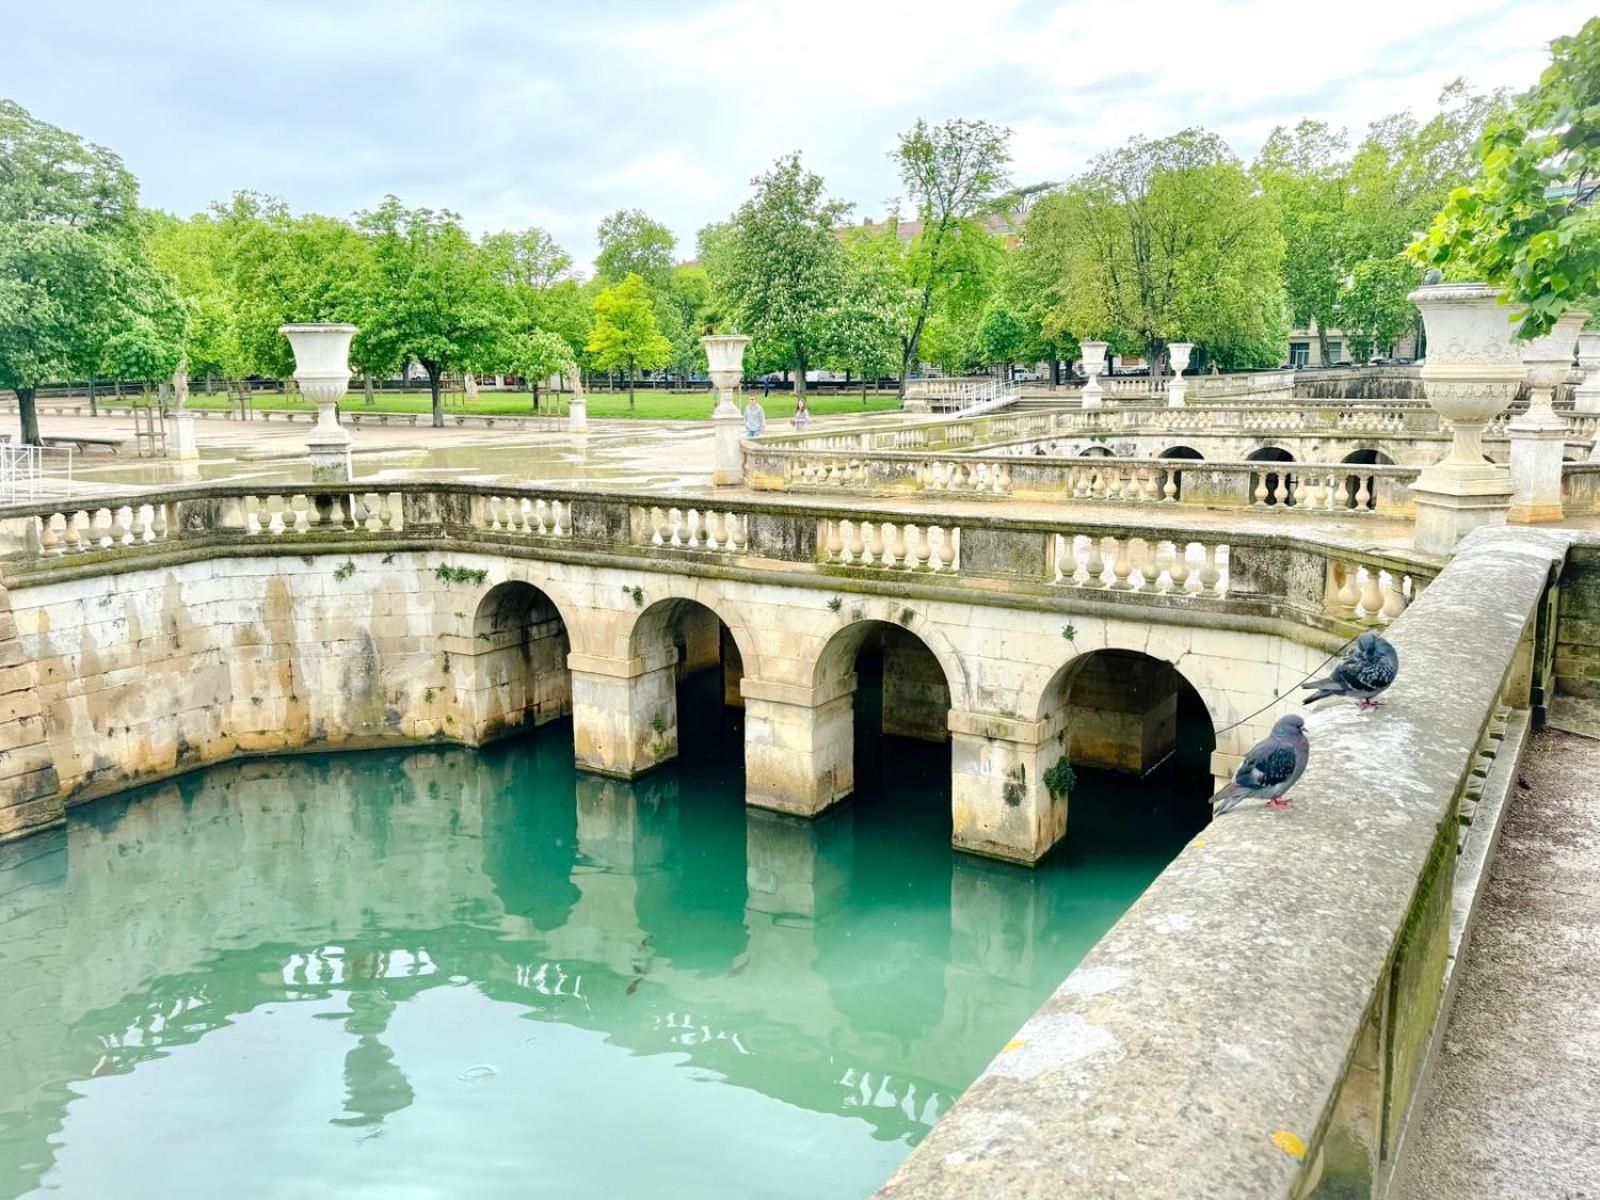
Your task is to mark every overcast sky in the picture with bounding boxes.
[5,0,1591,270]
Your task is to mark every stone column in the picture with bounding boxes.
[742,676,855,817]
[279,323,358,484]
[569,650,679,778]
[567,375,588,433]
[948,710,1068,866]
[703,334,750,487]
[1509,309,1587,524]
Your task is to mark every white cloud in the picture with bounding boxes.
[4,0,1591,267]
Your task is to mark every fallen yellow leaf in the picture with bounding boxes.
[1271,1130,1306,1160]
[1003,1039,1025,1052]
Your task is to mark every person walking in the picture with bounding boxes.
[743,395,767,438]
[792,396,811,431]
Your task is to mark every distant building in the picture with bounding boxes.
[1284,320,1417,368]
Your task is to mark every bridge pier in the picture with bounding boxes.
[569,651,679,778]
[742,676,856,818]
[745,806,852,918]
[1063,651,1179,775]
[948,710,1069,866]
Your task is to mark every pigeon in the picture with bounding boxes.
[1211,715,1309,815]
[1301,632,1399,710]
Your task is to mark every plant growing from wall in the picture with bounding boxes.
[333,560,356,581]
[435,564,488,586]
[898,607,915,626]
[827,596,842,613]
[1044,758,1077,799]
[1002,764,1027,808]
[1061,624,1078,643]
[624,585,645,607]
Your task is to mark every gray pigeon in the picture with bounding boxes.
[1301,632,1399,710]
[1211,715,1309,815]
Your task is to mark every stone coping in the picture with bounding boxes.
[874,526,1571,1199]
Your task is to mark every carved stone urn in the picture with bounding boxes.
[1166,342,1194,408]
[702,333,750,486]
[1406,284,1520,553]
[1080,341,1109,411]
[280,323,357,482]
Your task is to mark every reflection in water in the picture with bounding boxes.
[0,675,1204,1199]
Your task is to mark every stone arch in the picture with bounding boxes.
[1339,448,1395,510]
[1246,445,1297,507]
[625,590,760,682]
[463,580,572,743]
[1078,445,1114,458]
[1158,446,1204,499]
[810,613,969,714]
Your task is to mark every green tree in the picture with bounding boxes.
[507,328,577,412]
[1255,120,1349,363]
[356,196,504,427]
[594,209,675,287]
[1336,255,1419,361]
[893,118,1012,391]
[715,152,849,400]
[586,273,672,409]
[1040,129,1285,371]
[823,234,910,400]
[1411,19,1600,337]
[145,209,243,385]
[0,100,181,444]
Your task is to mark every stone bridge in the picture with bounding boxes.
[0,481,1430,867]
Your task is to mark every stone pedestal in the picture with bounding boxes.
[1081,340,1108,411]
[712,402,744,486]
[742,677,855,818]
[1412,476,1514,555]
[569,651,678,778]
[948,710,1068,867]
[1507,417,1568,524]
[168,412,199,461]
[568,392,587,433]
[902,395,930,414]
[1064,652,1178,774]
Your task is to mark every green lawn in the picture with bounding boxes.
[101,389,904,421]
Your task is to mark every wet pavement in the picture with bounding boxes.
[1393,727,1600,1200]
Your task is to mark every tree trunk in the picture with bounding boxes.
[794,345,808,401]
[87,378,98,418]
[364,373,375,405]
[115,379,124,399]
[861,378,868,405]
[425,361,444,428]
[1316,323,1332,367]
[205,373,215,396]
[532,380,540,414]
[17,387,41,447]
[627,358,636,410]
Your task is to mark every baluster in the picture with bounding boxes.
[65,511,86,552]
[348,493,368,531]
[1057,534,1079,584]
[730,513,747,552]
[38,514,58,555]
[1200,544,1223,593]
[1110,539,1134,589]
[888,523,908,568]
[846,519,866,563]
[937,527,956,572]
[648,507,666,546]
[112,506,133,545]
[1359,566,1384,619]
[551,501,567,536]
[825,519,844,561]
[1253,475,1269,506]
[1275,475,1291,506]
[1381,574,1409,622]
[293,497,312,534]
[1162,468,1178,502]
[1084,536,1107,586]
[1334,561,1360,612]
[865,521,885,565]
[911,525,932,571]
[1152,541,1175,591]
[997,464,1012,494]
[713,510,732,550]
[1354,476,1371,511]
[379,493,396,531]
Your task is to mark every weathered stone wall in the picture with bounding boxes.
[1555,541,1600,699]
[1,544,1330,863]
[0,585,60,839]
[882,625,952,742]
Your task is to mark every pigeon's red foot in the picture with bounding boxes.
[1267,797,1292,810]
[1357,698,1381,711]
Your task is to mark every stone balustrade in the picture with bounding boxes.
[0,482,1436,641]
[818,517,960,572]
[634,505,748,552]
[1054,534,1226,596]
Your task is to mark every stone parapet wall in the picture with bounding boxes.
[874,526,1571,1199]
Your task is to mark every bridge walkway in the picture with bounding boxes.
[1394,726,1600,1199]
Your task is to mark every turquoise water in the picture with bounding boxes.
[0,684,1206,1199]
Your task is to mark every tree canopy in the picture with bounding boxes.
[586,272,672,409]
